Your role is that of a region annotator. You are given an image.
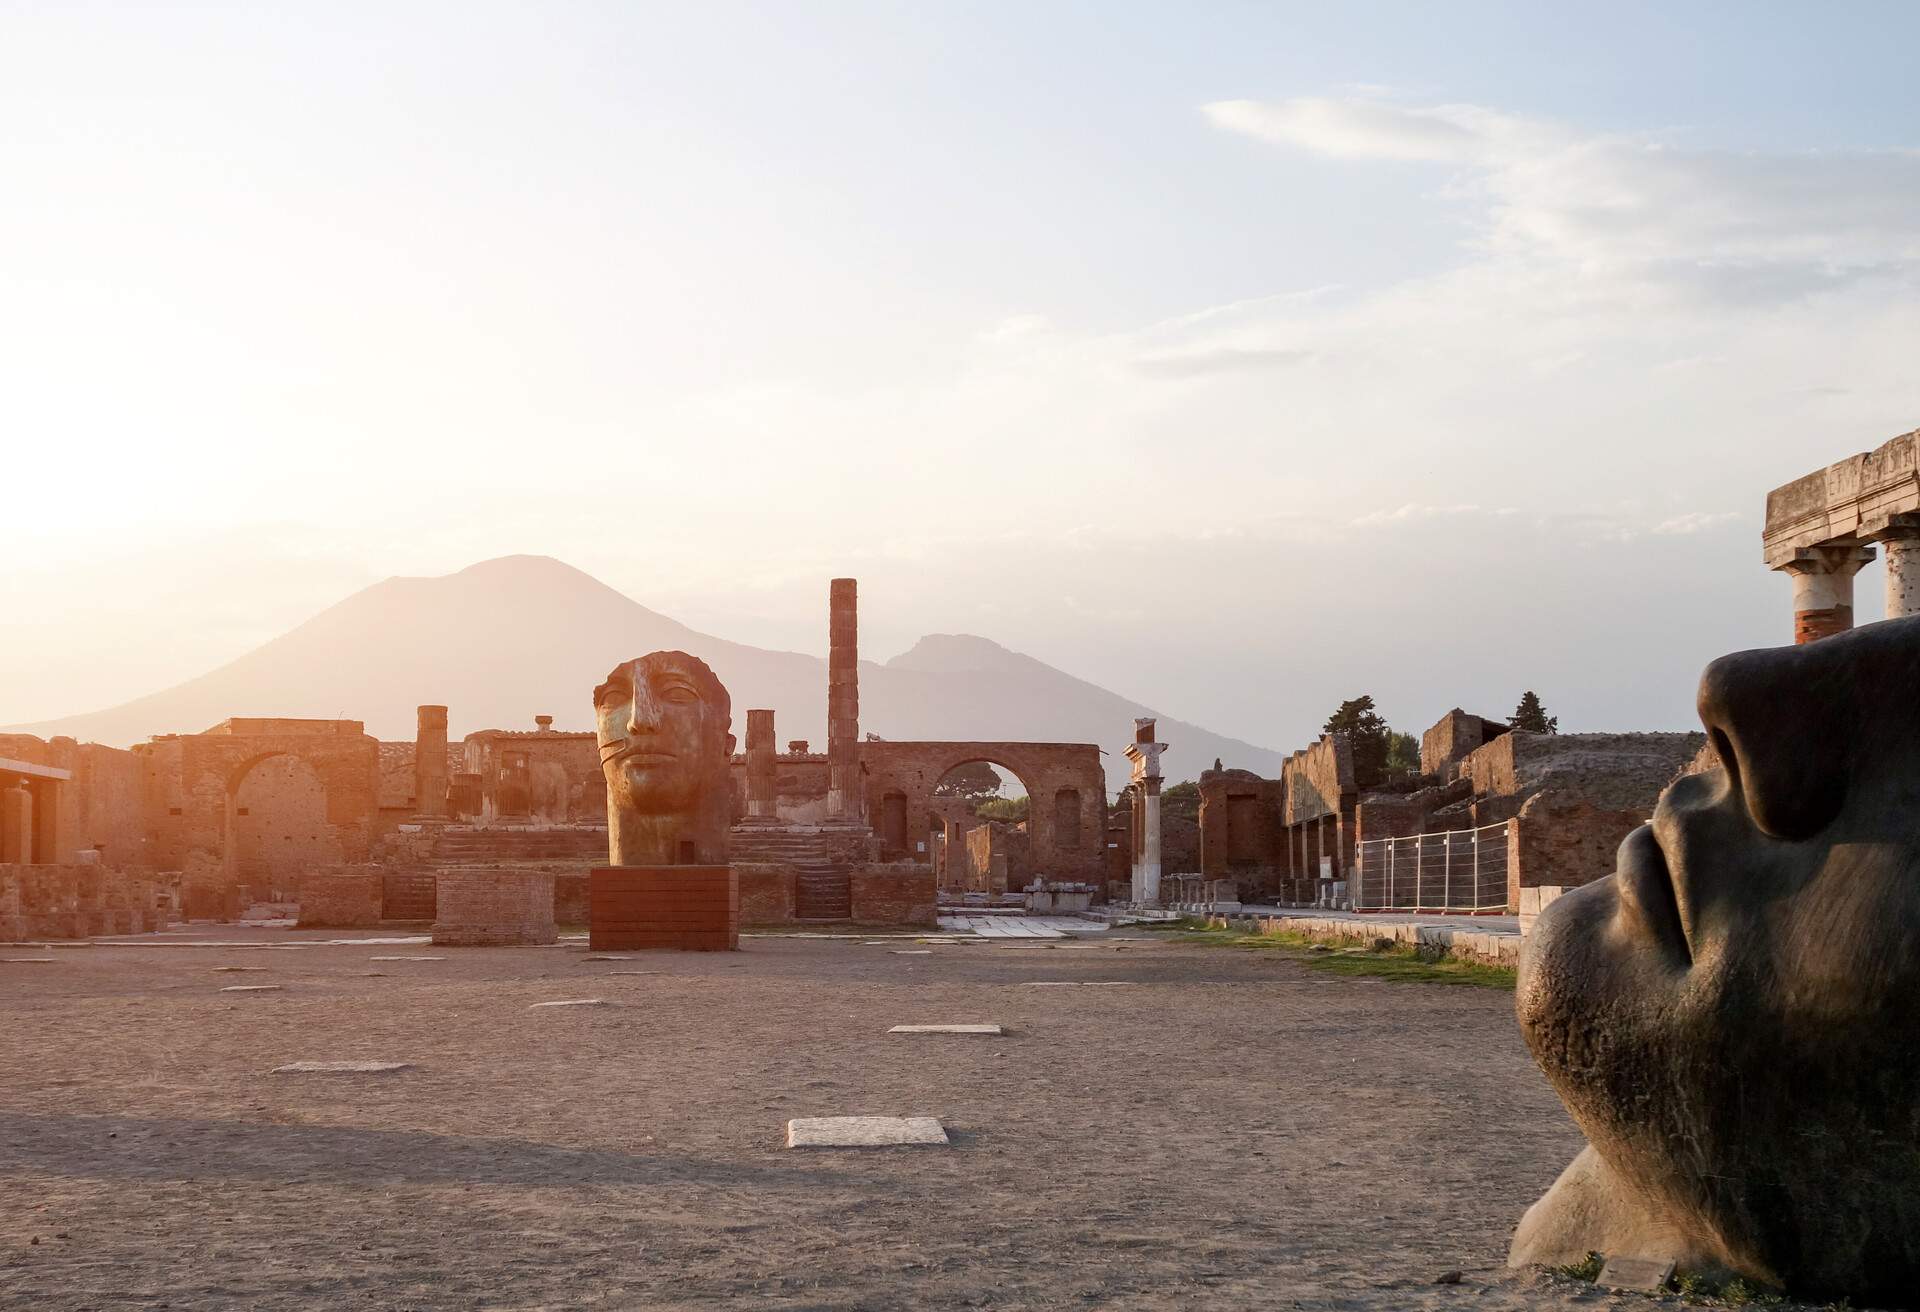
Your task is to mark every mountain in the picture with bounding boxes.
[8,556,1284,791]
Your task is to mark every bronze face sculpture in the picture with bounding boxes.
[593,651,734,866]
[1513,615,1920,1301]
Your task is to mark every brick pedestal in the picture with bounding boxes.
[590,866,738,951]
[432,868,557,946]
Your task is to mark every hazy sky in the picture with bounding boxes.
[6,2,1919,750]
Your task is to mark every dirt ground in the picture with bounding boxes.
[0,925,1642,1310]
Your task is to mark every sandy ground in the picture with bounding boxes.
[0,926,1644,1310]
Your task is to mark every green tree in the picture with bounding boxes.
[1509,691,1559,735]
[1384,731,1419,778]
[1323,695,1393,788]
[933,760,1006,802]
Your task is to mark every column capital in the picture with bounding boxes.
[1778,542,1875,578]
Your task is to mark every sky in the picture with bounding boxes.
[5,1,1919,751]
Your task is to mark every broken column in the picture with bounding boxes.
[1124,718,1167,906]
[0,784,31,864]
[415,705,449,818]
[1872,514,1920,620]
[826,578,860,820]
[745,709,777,821]
[1780,545,1875,644]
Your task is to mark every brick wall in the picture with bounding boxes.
[431,869,557,946]
[0,863,165,941]
[737,864,796,925]
[295,867,385,928]
[1506,790,1644,908]
[850,864,937,927]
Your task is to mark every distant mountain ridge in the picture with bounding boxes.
[8,555,1285,791]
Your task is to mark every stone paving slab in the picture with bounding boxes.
[221,984,283,993]
[271,1061,413,1074]
[1019,981,1134,987]
[530,998,607,1008]
[887,1024,1003,1035]
[786,1116,949,1148]
[369,956,446,962]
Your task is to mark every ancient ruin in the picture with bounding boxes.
[1512,613,1920,1301]
[1764,426,1920,640]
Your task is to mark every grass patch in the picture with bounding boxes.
[1172,921,1516,990]
[1553,1252,1603,1282]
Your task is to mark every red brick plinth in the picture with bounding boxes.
[590,866,738,951]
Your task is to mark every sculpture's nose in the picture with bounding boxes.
[626,671,662,737]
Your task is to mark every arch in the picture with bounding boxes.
[858,741,1106,885]
[226,751,342,890]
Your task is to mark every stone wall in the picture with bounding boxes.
[860,741,1104,882]
[1196,769,1284,889]
[1461,731,1706,814]
[0,734,149,867]
[1507,791,1644,905]
[295,866,385,928]
[461,729,605,824]
[850,864,937,927]
[431,869,557,946]
[1281,735,1354,824]
[960,822,1030,893]
[737,865,795,925]
[1420,709,1508,778]
[0,864,166,941]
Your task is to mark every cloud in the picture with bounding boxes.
[1203,95,1920,305]
[1129,346,1311,379]
[1200,98,1501,163]
[1652,511,1743,535]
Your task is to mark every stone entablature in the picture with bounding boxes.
[1764,427,1920,638]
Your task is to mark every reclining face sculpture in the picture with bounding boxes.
[593,651,734,866]
[1514,615,1920,1300]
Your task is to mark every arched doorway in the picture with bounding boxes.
[227,753,341,894]
[930,760,1032,893]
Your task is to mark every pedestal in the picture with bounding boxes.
[590,865,738,951]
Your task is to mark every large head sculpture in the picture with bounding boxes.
[593,651,734,866]
[1514,615,1920,1300]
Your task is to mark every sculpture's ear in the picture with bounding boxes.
[1697,643,1849,841]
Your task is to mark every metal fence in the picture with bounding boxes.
[1351,820,1510,913]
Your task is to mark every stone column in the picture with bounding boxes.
[1124,718,1167,906]
[1873,516,1920,620]
[826,578,861,819]
[30,780,60,867]
[415,705,449,818]
[1,784,32,864]
[1780,544,1875,643]
[745,709,777,820]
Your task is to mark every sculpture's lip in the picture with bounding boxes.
[1616,823,1692,966]
[609,745,678,766]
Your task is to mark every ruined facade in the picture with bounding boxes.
[1765,427,1920,641]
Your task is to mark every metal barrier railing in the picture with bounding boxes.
[1352,820,1510,913]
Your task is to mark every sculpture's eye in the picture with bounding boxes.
[660,684,700,706]
[595,682,628,709]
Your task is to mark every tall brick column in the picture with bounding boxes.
[826,578,861,819]
[415,705,449,818]
[1873,515,1920,620]
[745,709,777,820]
[1780,544,1875,643]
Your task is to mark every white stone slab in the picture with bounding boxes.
[605,970,662,977]
[530,998,607,1008]
[786,1116,949,1148]
[888,1024,1003,1035]
[1019,981,1135,987]
[582,955,633,961]
[272,1061,413,1075]
[2,958,56,964]
[369,955,446,961]
[221,984,283,992]
[891,949,933,955]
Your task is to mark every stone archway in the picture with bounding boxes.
[226,752,343,890]
[858,741,1105,884]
